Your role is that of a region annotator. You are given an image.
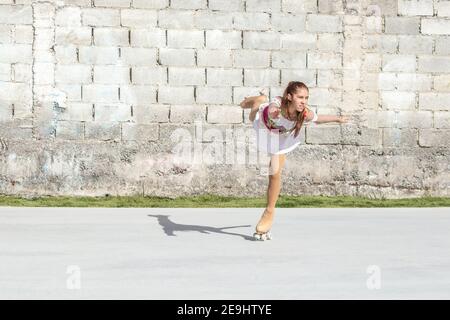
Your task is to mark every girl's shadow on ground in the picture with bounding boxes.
[148,215,255,241]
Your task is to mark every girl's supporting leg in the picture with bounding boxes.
[239,94,268,122]
[266,154,286,212]
[255,154,286,236]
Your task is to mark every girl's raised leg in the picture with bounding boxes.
[239,92,268,122]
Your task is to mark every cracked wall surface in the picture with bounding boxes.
[0,0,449,198]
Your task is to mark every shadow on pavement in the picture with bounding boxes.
[148,214,255,241]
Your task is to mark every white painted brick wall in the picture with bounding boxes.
[0,0,448,166]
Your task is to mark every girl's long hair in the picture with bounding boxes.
[280,81,309,138]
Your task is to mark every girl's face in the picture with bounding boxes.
[288,88,309,112]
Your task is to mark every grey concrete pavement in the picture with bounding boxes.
[0,207,449,299]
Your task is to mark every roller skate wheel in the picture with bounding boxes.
[253,233,263,241]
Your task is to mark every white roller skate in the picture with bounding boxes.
[253,209,274,241]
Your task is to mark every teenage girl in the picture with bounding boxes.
[240,81,348,240]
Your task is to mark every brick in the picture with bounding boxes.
[55,27,92,46]
[82,8,120,26]
[317,33,344,52]
[421,19,450,35]
[56,121,84,140]
[306,14,342,33]
[246,0,281,13]
[364,16,382,34]
[158,86,194,104]
[318,0,344,14]
[233,50,270,68]
[133,104,169,123]
[0,63,10,81]
[158,10,195,29]
[382,128,417,147]
[79,46,120,64]
[94,103,132,121]
[385,17,420,34]
[281,69,316,87]
[160,48,195,67]
[437,1,450,17]
[397,111,433,128]
[196,87,232,104]
[419,129,450,147]
[207,105,242,124]
[398,35,433,54]
[208,0,243,11]
[381,91,416,110]
[94,28,129,46]
[359,110,397,128]
[362,35,398,54]
[0,82,32,101]
[132,67,167,85]
[85,122,121,141]
[272,51,307,68]
[12,64,31,83]
[206,68,242,86]
[341,125,380,146]
[206,30,241,49]
[54,84,82,102]
[170,0,206,9]
[382,55,416,72]
[0,5,32,24]
[308,88,336,106]
[271,13,306,32]
[243,31,280,50]
[56,64,92,84]
[95,0,131,8]
[55,7,82,26]
[197,50,232,67]
[378,73,432,91]
[122,123,159,141]
[119,85,157,104]
[280,33,316,50]
[244,69,279,86]
[168,67,205,85]
[434,112,450,128]
[195,11,233,30]
[0,44,32,63]
[13,26,33,44]
[307,52,342,69]
[419,56,450,73]
[59,102,93,121]
[170,105,206,123]
[0,25,12,43]
[121,9,157,28]
[120,47,157,66]
[306,126,341,144]
[398,0,433,16]
[435,37,450,55]
[130,29,165,48]
[316,70,341,88]
[132,0,169,9]
[167,30,204,48]
[83,85,119,103]
[233,13,270,31]
[282,0,317,13]
[55,45,78,64]
[419,93,450,111]
[434,75,450,92]
[94,66,130,84]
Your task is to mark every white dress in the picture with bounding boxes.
[252,97,318,155]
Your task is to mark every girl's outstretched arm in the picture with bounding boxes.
[315,114,348,124]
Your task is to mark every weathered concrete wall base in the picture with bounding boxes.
[1,141,447,199]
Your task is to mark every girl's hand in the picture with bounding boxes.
[338,115,349,123]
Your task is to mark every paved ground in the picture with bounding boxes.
[0,207,449,299]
